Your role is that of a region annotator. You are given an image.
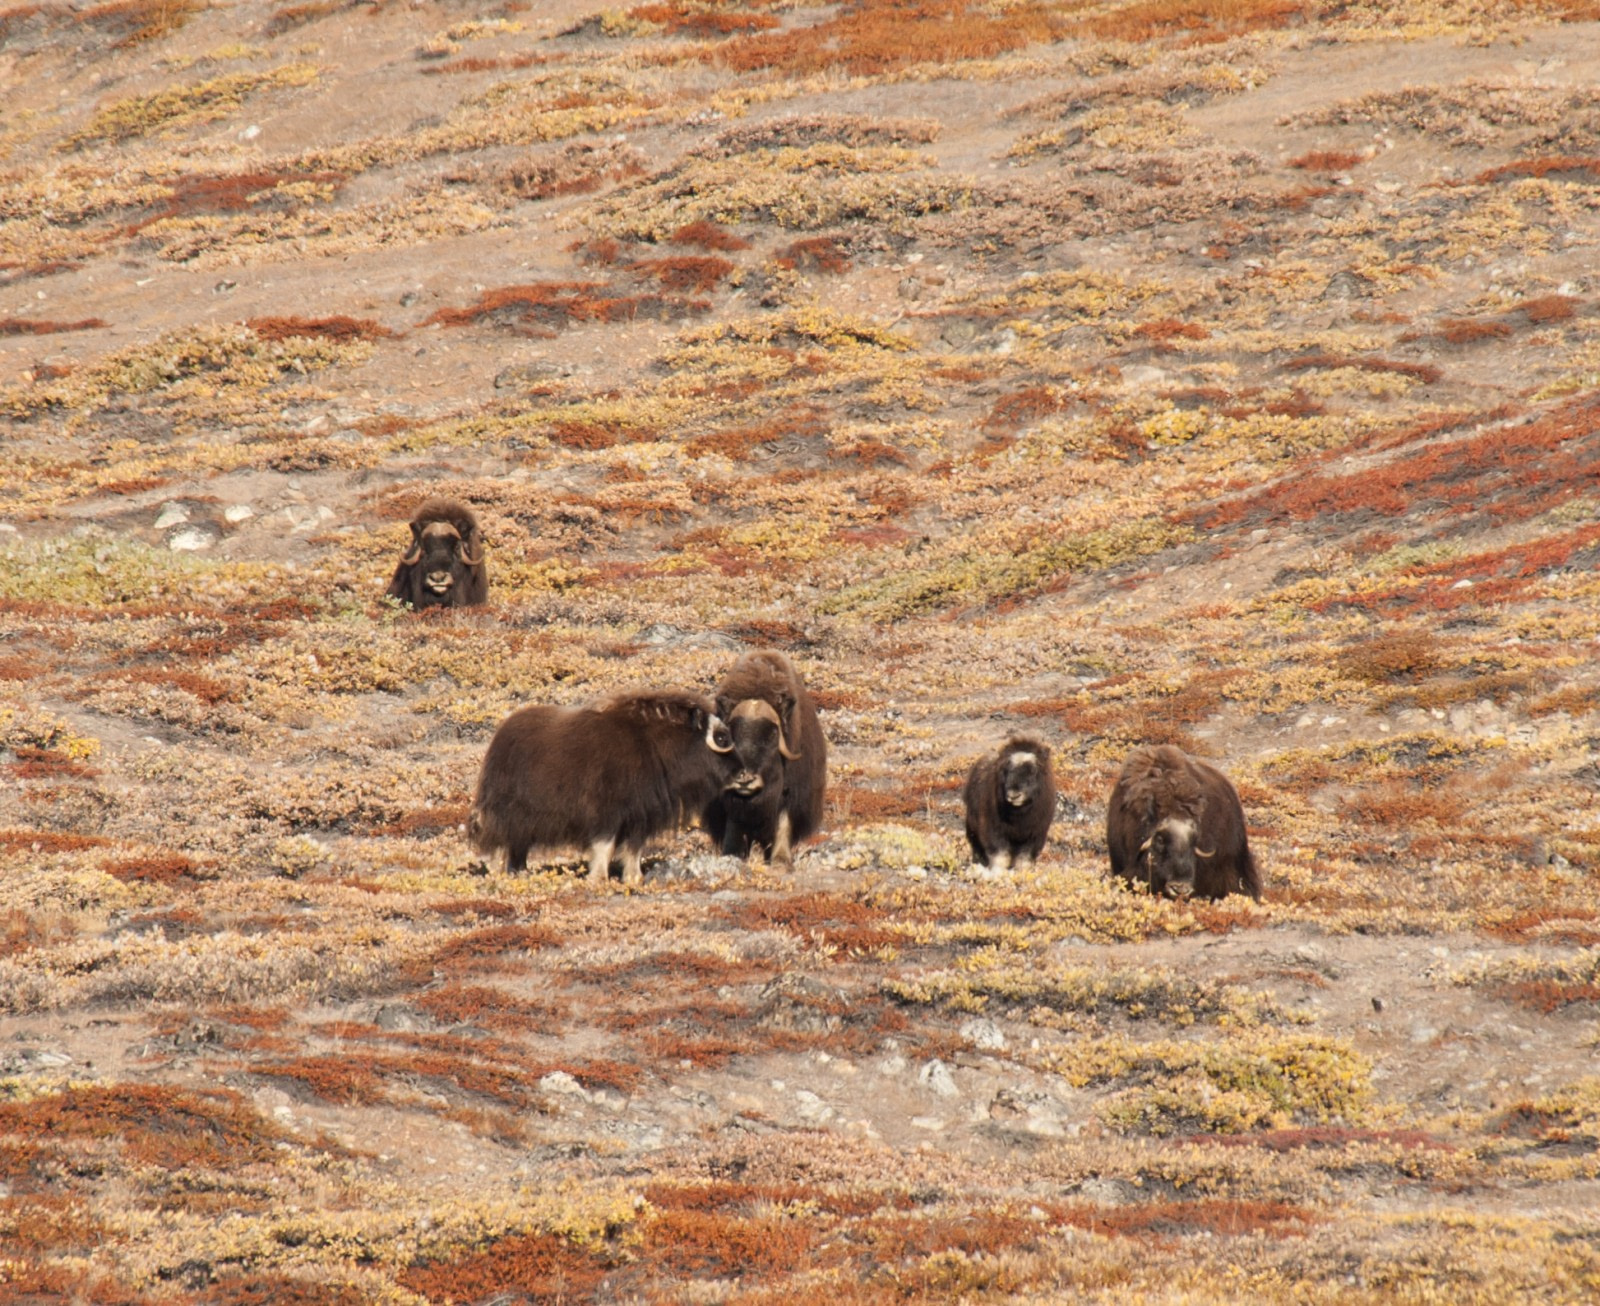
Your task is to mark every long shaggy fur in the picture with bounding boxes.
[1106,744,1262,901]
[469,691,731,877]
[963,736,1055,869]
[704,650,827,865]
[385,497,488,609]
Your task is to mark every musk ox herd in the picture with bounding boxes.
[386,498,1261,900]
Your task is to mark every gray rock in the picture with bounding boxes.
[959,1017,1007,1051]
[918,1058,960,1099]
[539,1071,591,1099]
[167,525,219,552]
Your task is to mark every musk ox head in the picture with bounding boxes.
[999,749,1046,809]
[717,698,799,800]
[405,519,480,600]
[387,498,487,609]
[1139,816,1215,900]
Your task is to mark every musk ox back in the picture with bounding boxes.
[703,650,826,868]
[1106,744,1262,901]
[964,736,1055,871]
[385,498,487,609]
[468,691,734,885]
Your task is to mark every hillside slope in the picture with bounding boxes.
[2,2,1599,1301]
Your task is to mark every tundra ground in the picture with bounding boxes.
[2,2,1599,1301]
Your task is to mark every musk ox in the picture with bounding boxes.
[468,691,735,885]
[702,650,827,869]
[963,737,1055,871]
[385,498,487,609]
[1106,744,1262,902]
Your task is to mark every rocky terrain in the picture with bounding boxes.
[2,1,1599,1301]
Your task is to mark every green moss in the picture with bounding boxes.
[818,518,1191,621]
[886,952,1280,1027]
[62,64,320,148]
[1049,1031,1374,1135]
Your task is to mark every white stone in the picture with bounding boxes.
[959,1017,1007,1051]
[918,1058,960,1098]
[167,527,215,552]
[538,1071,589,1099]
[154,502,190,529]
[224,504,254,524]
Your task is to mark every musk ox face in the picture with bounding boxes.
[1139,816,1214,900]
[1000,751,1044,809]
[407,520,480,603]
[719,699,796,800]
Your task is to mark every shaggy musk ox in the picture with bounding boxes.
[1106,744,1262,902]
[702,651,826,869]
[468,691,735,885]
[385,498,487,609]
[963,737,1055,871]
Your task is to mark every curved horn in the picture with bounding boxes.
[706,716,734,754]
[458,543,484,566]
[1195,846,1217,858]
[1138,835,1154,855]
[777,728,800,761]
[400,544,423,565]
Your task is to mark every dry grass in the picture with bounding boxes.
[2,0,1599,1299]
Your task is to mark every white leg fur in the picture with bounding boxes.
[990,849,1013,872]
[586,838,614,884]
[770,810,794,870]
[620,845,643,886]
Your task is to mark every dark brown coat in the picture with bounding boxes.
[468,691,735,884]
[385,498,488,609]
[963,736,1055,870]
[1106,744,1262,901]
[703,650,827,868]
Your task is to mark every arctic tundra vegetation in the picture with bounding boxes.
[2,1,1600,1301]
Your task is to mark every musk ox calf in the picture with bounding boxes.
[964,737,1055,871]
[385,498,487,609]
[1106,744,1262,902]
[702,650,827,869]
[468,691,735,885]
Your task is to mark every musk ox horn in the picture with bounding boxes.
[1139,835,1154,855]
[706,716,734,754]
[1195,846,1216,858]
[458,541,484,566]
[777,729,800,761]
[400,544,423,565]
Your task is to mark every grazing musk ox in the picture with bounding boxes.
[1106,744,1262,902]
[385,498,488,609]
[702,651,826,869]
[468,691,735,885]
[964,736,1055,871]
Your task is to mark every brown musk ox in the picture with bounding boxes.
[1106,744,1262,901]
[468,691,735,885]
[702,650,827,869]
[963,736,1055,871]
[385,497,488,609]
